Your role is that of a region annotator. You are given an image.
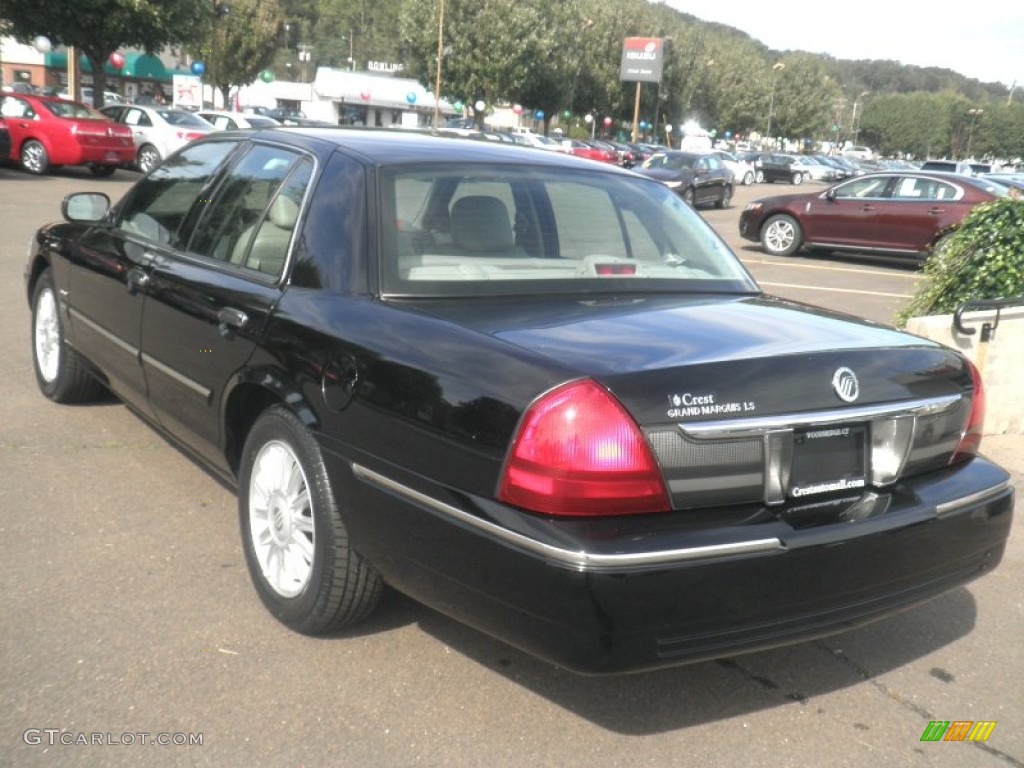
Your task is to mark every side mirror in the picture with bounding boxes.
[62,192,110,223]
[825,188,838,202]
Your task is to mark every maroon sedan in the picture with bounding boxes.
[0,93,135,176]
[738,171,1007,258]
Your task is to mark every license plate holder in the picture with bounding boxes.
[789,425,867,498]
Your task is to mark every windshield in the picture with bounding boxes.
[643,153,697,171]
[380,164,758,297]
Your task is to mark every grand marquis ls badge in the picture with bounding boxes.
[832,367,859,403]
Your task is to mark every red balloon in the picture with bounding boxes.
[512,104,524,115]
[108,52,125,70]
[603,116,612,127]
[360,90,371,101]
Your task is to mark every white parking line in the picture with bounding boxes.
[740,256,921,280]
[758,281,914,299]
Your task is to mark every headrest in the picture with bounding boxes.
[450,196,514,252]
[268,194,299,229]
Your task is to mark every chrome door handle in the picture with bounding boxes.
[126,268,149,294]
[218,307,249,338]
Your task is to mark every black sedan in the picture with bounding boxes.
[757,153,813,185]
[632,149,734,208]
[26,129,1013,674]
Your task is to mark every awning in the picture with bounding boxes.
[43,50,186,83]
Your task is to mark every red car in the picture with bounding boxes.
[560,138,618,164]
[0,93,135,176]
[739,171,1008,258]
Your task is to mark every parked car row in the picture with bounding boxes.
[0,91,301,176]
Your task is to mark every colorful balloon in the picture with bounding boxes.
[260,70,275,83]
[406,91,417,104]
[603,116,612,127]
[191,61,205,76]
[360,90,371,101]
[108,52,125,70]
[33,36,52,53]
[512,104,524,115]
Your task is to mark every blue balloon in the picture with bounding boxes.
[725,131,733,139]
[534,110,544,120]
[406,91,417,104]
[191,61,205,76]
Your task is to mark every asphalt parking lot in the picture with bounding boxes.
[1,165,1021,768]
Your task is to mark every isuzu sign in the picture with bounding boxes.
[620,37,664,83]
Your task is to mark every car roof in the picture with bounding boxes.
[232,127,640,171]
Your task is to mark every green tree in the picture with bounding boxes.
[315,0,403,72]
[0,0,211,108]
[189,0,283,108]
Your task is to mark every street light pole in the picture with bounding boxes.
[764,62,784,146]
[965,108,984,158]
[433,0,446,128]
[851,90,869,145]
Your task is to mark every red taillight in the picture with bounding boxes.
[951,357,986,463]
[177,131,206,142]
[498,380,670,516]
[595,263,636,276]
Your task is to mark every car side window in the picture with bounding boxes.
[187,145,307,274]
[125,109,151,127]
[834,177,889,199]
[237,159,313,276]
[117,141,238,246]
[1,97,33,118]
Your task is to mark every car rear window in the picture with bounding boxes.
[378,164,757,297]
[41,100,105,120]
[158,110,212,127]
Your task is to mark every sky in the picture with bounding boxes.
[661,1,1024,88]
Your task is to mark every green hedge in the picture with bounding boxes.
[896,197,1024,326]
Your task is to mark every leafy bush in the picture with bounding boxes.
[896,197,1024,325]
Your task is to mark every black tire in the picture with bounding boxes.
[791,172,804,185]
[742,171,754,185]
[239,405,382,635]
[928,232,956,260]
[760,214,803,257]
[755,170,764,183]
[137,145,161,174]
[20,140,50,174]
[681,187,696,206]
[31,269,105,403]
[89,164,117,177]
[715,184,733,210]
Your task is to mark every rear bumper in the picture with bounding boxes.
[65,144,136,166]
[339,452,1013,674]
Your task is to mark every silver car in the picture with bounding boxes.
[197,110,282,131]
[100,105,216,173]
